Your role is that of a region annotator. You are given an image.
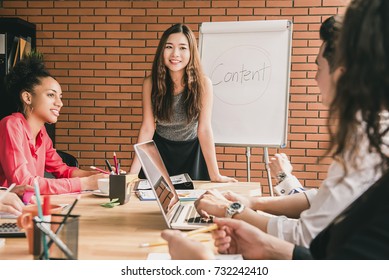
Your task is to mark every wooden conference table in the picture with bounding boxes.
[0,181,261,260]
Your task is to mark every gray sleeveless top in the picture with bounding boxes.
[155,91,198,141]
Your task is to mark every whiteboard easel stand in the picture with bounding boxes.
[264,147,274,197]
[246,146,274,196]
[246,147,251,182]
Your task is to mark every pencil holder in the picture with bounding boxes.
[33,214,79,260]
[109,174,135,205]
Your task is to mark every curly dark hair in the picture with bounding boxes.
[328,0,389,170]
[2,56,53,119]
[151,23,203,123]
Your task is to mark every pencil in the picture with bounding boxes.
[90,166,111,174]
[0,183,16,202]
[139,237,212,248]
[139,224,218,248]
[186,224,218,237]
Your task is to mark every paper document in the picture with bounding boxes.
[135,179,204,201]
[147,253,243,260]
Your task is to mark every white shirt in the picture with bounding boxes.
[267,112,389,247]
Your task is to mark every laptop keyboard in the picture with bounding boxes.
[186,205,213,224]
[0,222,26,238]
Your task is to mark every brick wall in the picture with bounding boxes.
[0,0,351,193]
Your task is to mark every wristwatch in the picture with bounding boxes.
[225,202,245,218]
[276,171,288,183]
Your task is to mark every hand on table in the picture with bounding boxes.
[211,174,238,183]
[195,189,231,218]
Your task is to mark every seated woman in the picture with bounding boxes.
[0,56,106,202]
[195,14,389,248]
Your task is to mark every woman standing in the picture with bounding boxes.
[130,24,236,183]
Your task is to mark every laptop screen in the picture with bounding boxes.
[134,141,179,215]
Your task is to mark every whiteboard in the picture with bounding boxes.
[199,20,292,147]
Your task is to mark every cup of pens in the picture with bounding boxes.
[32,214,80,260]
[109,174,135,205]
[17,203,63,254]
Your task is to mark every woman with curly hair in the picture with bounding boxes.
[0,56,105,202]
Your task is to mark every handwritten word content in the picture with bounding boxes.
[209,46,272,105]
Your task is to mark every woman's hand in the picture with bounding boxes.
[80,173,109,191]
[10,184,34,197]
[211,174,238,183]
[223,191,254,209]
[195,189,231,217]
[0,191,24,216]
[268,153,293,179]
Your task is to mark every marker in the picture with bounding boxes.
[42,195,52,246]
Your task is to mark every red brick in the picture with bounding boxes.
[0,0,349,188]
[3,1,27,8]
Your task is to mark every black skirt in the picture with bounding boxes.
[139,132,210,180]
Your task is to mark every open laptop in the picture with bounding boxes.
[134,140,213,230]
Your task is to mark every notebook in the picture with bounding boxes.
[134,140,213,230]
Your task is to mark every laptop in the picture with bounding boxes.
[134,140,213,230]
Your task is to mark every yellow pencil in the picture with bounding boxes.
[139,224,218,248]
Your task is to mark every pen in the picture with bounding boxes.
[105,159,113,173]
[90,166,110,174]
[34,179,49,260]
[0,183,16,203]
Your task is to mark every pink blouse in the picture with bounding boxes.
[0,113,81,196]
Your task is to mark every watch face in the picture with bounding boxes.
[231,202,241,210]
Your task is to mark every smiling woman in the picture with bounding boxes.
[129,23,237,184]
[0,56,107,201]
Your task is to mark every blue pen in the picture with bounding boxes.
[34,179,49,260]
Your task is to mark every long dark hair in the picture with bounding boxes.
[1,56,53,119]
[328,0,389,170]
[151,23,203,122]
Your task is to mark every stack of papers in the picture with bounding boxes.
[134,180,205,201]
